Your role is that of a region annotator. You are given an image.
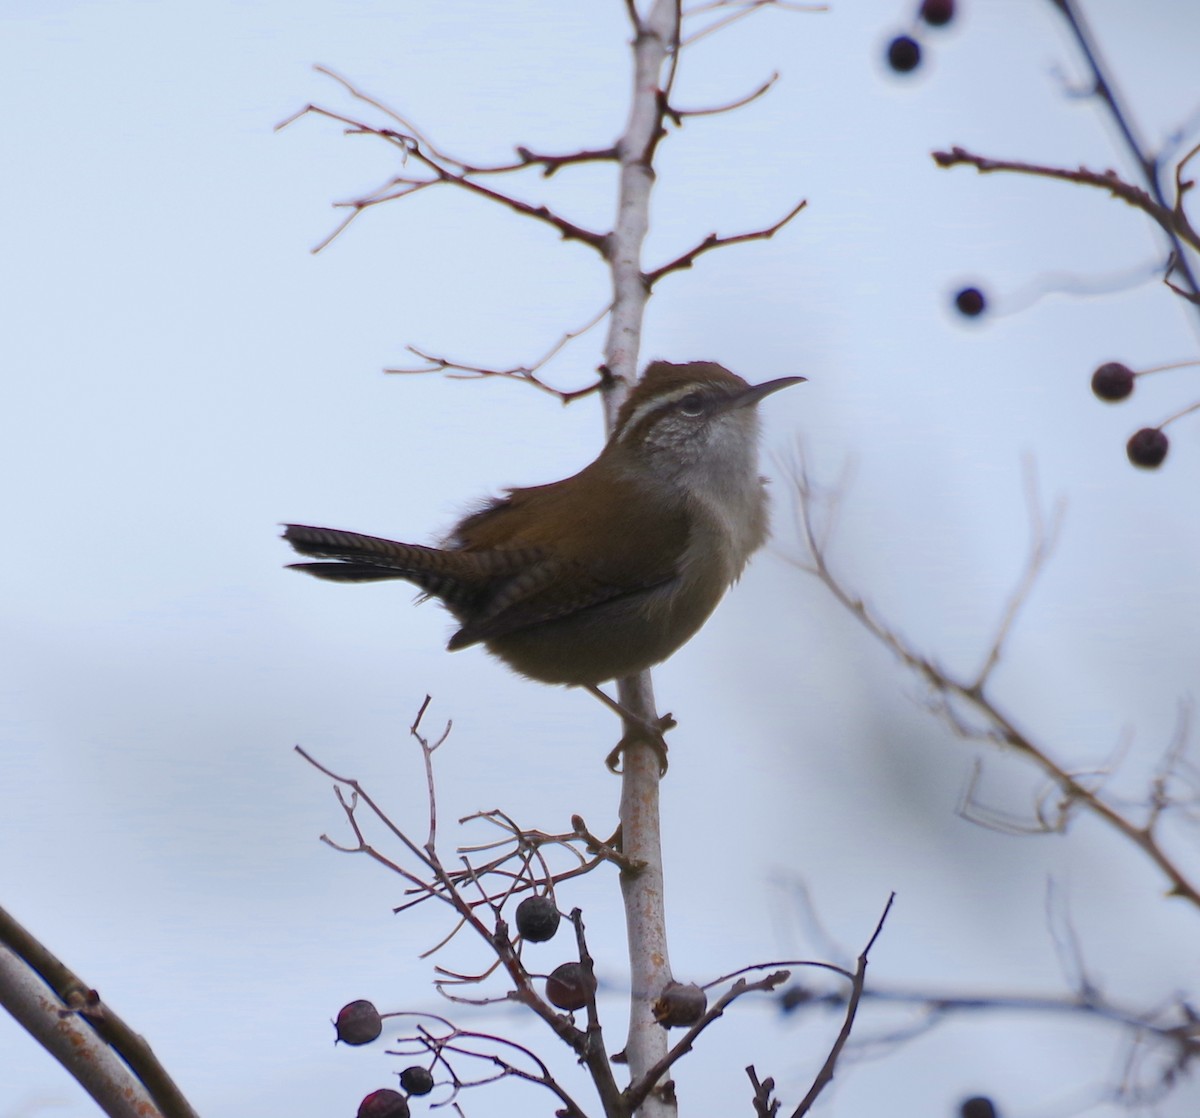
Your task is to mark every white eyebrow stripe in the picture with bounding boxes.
[616,385,713,443]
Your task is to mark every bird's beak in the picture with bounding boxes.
[727,375,807,411]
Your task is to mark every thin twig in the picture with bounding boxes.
[386,304,612,403]
[681,0,826,48]
[644,197,807,286]
[1046,0,1200,308]
[624,971,793,1113]
[791,893,895,1117]
[933,147,1199,252]
[790,466,1200,910]
[671,72,780,118]
[970,460,1064,691]
[278,71,609,254]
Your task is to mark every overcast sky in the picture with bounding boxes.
[3,2,1199,1116]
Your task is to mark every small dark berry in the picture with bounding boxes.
[335,1000,382,1046]
[652,981,708,1028]
[961,1098,997,1118]
[1127,427,1168,469]
[1091,361,1134,401]
[920,0,956,26]
[516,895,561,943]
[954,287,986,317]
[357,1089,410,1118]
[886,34,922,73]
[399,1066,435,1096]
[545,962,595,1011]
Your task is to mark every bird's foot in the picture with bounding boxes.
[605,715,674,776]
[584,685,675,776]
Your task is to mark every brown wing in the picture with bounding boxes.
[446,465,691,649]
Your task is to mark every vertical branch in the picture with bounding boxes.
[1049,0,1200,314]
[602,2,681,1115]
[600,0,676,401]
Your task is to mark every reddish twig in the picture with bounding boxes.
[644,197,807,286]
[385,305,612,403]
[276,68,609,254]
[933,147,1198,251]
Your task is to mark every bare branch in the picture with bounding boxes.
[386,1013,594,1116]
[681,0,827,48]
[970,460,1065,691]
[385,305,612,403]
[671,72,780,119]
[1046,0,1200,308]
[0,906,200,1118]
[791,893,895,1117]
[624,970,793,1112]
[644,197,807,286]
[789,464,1200,910]
[746,1065,781,1117]
[514,143,620,177]
[277,68,609,254]
[933,146,1199,251]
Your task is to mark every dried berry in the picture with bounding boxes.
[516,895,561,943]
[545,962,595,1011]
[954,287,986,317]
[652,981,708,1028]
[1126,427,1168,469]
[357,1089,410,1118]
[335,1000,382,1046]
[920,0,956,26]
[886,35,922,73]
[960,1098,997,1118]
[399,1066,435,1096]
[1091,361,1134,401]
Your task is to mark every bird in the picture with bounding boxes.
[284,359,803,768]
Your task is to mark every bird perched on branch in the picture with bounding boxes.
[284,359,803,768]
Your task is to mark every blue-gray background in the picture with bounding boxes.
[3,2,1198,1114]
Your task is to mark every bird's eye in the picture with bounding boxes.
[678,393,704,416]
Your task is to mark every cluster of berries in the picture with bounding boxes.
[1091,361,1198,469]
[336,893,709,1116]
[886,0,956,74]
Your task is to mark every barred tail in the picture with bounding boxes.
[281,523,538,610]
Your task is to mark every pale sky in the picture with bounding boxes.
[3,2,1199,1116]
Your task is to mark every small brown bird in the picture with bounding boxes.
[284,360,803,761]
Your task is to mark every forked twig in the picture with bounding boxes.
[277,67,609,255]
[386,305,612,403]
[790,462,1200,909]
